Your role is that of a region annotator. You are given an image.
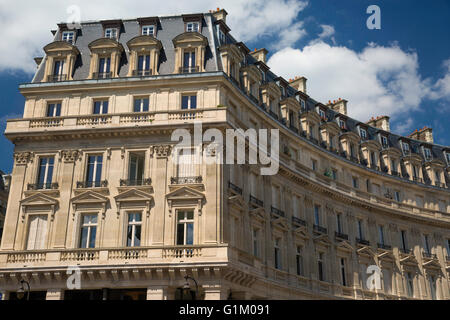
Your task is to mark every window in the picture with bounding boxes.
[252,228,260,258]
[79,214,97,248]
[370,152,377,166]
[360,128,367,140]
[391,160,396,172]
[381,136,388,148]
[311,159,317,171]
[428,276,437,300]
[314,205,320,226]
[336,214,343,234]
[413,165,419,179]
[182,51,196,73]
[424,148,432,160]
[53,60,65,81]
[340,258,347,286]
[127,213,142,247]
[332,169,338,180]
[378,225,385,245]
[435,171,441,185]
[274,238,281,270]
[329,135,335,149]
[186,22,199,32]
[86,155,103,187]
[47,103,61,117]
[105,28,118,39]
[26,215,48,250]
[62,31,75,43]
[37,157,54,189]
[402,142,410,154]
[394,191,401,202]
[339,119,346,129]
[177,211,194,245]
[357,219,364,240]
[423,234,430,254]
[446,239,450,257]
[352,177,359,189]
[400,230,408,252]
[137,55,151,75]
[134,98,149,112]
[93,100,109,114]
[181,95,197,109]
[142,25,155,36]
[319,109,326,120]
[98,57,111,78]
[318,253,325,281]
[218,29,225,44]
[406,272,414,297]
[383,269,392,294]
[176,148,196,178]
[446,152,450,164]
[300,99,306,111]
[128,153,145,184]
[350,144,356,158]
[296,246,303,276]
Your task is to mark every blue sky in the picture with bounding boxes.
[0,0,449,173]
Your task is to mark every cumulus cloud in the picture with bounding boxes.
[318,24,334,39]
[428,58,450,101]
[0,0,308,73]
[273,21,307,50]
[268,42,429,124]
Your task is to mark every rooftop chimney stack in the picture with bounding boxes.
[289,76,307,94]
[409,127,433,143]
[250,48,268,64]
[366,115,390,132]
[212,8,228,23]
[327,98,348,116]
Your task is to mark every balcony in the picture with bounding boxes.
[248,94,259,105]
[356,238,370,246]
[119,179,152,187]
[313,225,327,234]
[335,232,349,241]
[171,176,203,185]
[391,170,400,177]
[289,125,299,134]
[268,109,279,120]
[377,243,392,250]
[292,216,306,227]
[249,195,264,208]
[400,248,413,255]
[370,164,380,171]
[270,206,285,218]
[179,66,199,74]
[309,136,319,145]
[93,72,113,79]
[47,74,67,82]
[422,252,437,260]
[77,180,108,188]
[132,69,152,77]
[27,182,59,191]
[228,181,243,195]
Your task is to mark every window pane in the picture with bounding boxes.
[143,98,149,112]
[181,96,189,109]
[89,226,97,248]
[187,211,194,220]
[186,223,194,245]
[134,226,141,247]
[177,223,184,245]
[80,227,88,248]
[127,225,133,247]
[190,95,197,109]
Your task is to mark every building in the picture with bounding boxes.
[0,8,449,300]
[0,171,9,245]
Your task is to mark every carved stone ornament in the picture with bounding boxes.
[151,145,172,158]
[14,152,33,165]
[61,150,79,163]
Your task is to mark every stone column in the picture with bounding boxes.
[46,289,64,300]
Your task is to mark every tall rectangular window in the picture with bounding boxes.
[296,246,303,276]
[360,128,367,140]
[252,228,259,258]
[181,95,197,109]
[53,60,65,81]
[428,276,437,300]
[37,157,54,190]
[406,272,414,297]
[47,103,61,117]
[26,215,48,250]
[98,57,111,77]
[274,238,281,270]
[383,269,392,294]
[127,213,142,247]
[311,159,317,171]
[86,155,103,187]
[378,225,385,245]
[93,100,109,114]
[318,253,325,281]
[446,239,450,256]
[314,205,320,226]
[79,214,97,248]
[176,148,195,178]
[336,214,343,234]
[177,211,194,245]
[128,153,145,184]
[401,230,408,252]
[423,234,430,254]
[134,98,149,112]
[183,51,196,73]
[340,258,347,286]
[402,142,410,154]
[357,219,364,240]
[137,55,151,74]
[142,25,155,36]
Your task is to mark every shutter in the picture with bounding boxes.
[26,216,39,250]
[35,216,48,250]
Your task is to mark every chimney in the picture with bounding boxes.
[409,127,433,143]
[289,76,307,94]
[250,48,268,64]
[366,115,390,131]
[327,98,348,116]
[212,8,228,23]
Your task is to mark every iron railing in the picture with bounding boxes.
[77,180,108,188]
[27,182,59,190]
[170,176,203,184]
[228,181,243,195]
[249,195,264,207]
[47,74,67,82]
[119,179,152,186]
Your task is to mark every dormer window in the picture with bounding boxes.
[186,22,199,32]
[62,31,75,44]
[381,136,388,148]
[218,29,226,44]
[97,57,111,79]
[47,102,61,117]
[105,28,118,39]
[360,128,367,140]
[424,148,432,161]
[319,109,326,120]
[446,152,450,164]
[142,25,155,36]
[402,142,410,155]
[51,60,66,82]
[182,51,197,73]
[339,119,346,130]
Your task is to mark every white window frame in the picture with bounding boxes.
[186,22,199,32]
[79,214,98,249]
[360,128,367,139]
[176,210,195,245]
[105,28,118,39]
[62,31,75,43]
[142,25,155,36]
[127,212,142,247]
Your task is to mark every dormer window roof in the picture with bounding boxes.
[137,17,160,37]
[101,19,122,40]
[182,14,203,33]
[57,23,78,44]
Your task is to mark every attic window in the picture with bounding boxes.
[218,28,226,44]
[186,22,199,32]
[300,99,306,111]
[339,119,347,130]
[62,31,75,44]
[424,148,432,161]
[142,25,155,36]
[319,109,326,120]
[446,152,450,164]
[381,136,388,148]
[360,128,367,140]
[105,28,118,39]
[402,142,410,154]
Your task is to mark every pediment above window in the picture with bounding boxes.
[44,41,80,56]
[228,194,248,210]
[114,188,153,217]
[172,32,208,47]
[360,139,382,150]
[320,120,341,134]
[339,131,360,142]
[88,38,124,53]
[271,217,289,231]
[20,193,59,220]
[127,35,162,50]
[313,233,331,247]
[241,64,262,82]
[166,186,205,216]
[380,146,402,157]
[71,190,109,217]
[300,110,321,123]
[336,240,353,253]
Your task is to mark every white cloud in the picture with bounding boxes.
[318,24,334,39]
[268,42,429,124]
[273,21,307,50]
[0,0,308,73]
[393,117,414,135]
[428,58,450,101]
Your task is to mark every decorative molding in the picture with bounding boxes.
[61,150,79,163]
[14,152,33,165]
[151,145,172,158]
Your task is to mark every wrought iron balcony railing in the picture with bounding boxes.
[47,74,67,82]
[391,170,400,177]
[422,252,437,260]
[170,176,203,185]
[356,238,370,246]
[228,181,243,195]
[248,94,260,105]
[335,232,349,241]
[271,206,285,217]
[292,216,307,227]
[249,195,264,208]
[289,125,299,134]
[268,109,279,120]
[120,179,152,186]
[77,180,108,188]
[93,72,112,79]
[313,225,327,234]
[27,182,59,191]
[179,66,199,73]
[132,69,152,76]
[377,243,392,250]
[400,248,413,255]
[309,136,319,145]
